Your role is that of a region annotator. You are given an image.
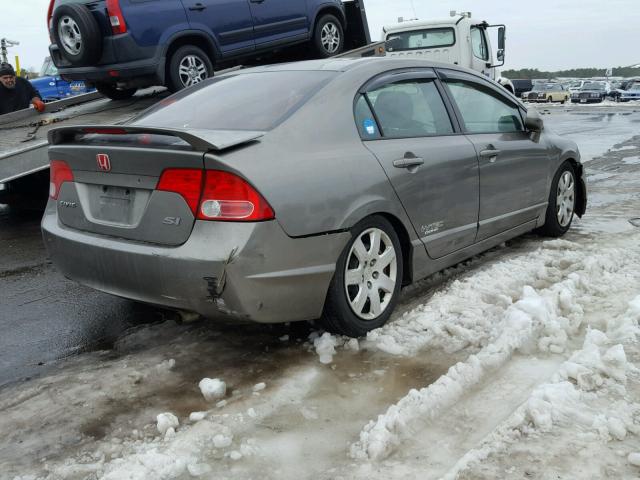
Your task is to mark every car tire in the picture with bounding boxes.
[96,83,137,100]
[52,4,102,66]
[313,14,344,58]
[321,216,403,337]
[547,96,553,103]
[167,45,214,92]
[536,162,577,237]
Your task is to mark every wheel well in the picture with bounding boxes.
[314,6,346,32]
[377,213,413,286]
[165,34,217,74]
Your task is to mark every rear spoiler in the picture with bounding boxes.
[48,125,266,151]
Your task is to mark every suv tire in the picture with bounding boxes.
[321,216,403,337]
[167,45,214,92]
[96,83,137,101]
[52,4,102,66]
[313,14,344,58]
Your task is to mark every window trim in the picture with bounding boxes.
[385,27,456,51]
[353,70,461,141]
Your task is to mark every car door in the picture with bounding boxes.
[356,69,480,259]
[181,0,255,54]
[249,0,308,46]
[439,69,550,241]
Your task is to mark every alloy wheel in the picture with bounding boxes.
[178,55,208,88]
[58,16,82,55]
[321,22,341,54]
[556,171,575,227]
[344,228,397,320]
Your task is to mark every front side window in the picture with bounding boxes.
[470,27,488,61]
[362,80,453,139]
[445,80,524,134]
[385,28,455,51]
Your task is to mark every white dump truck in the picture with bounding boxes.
[382,11,514,94]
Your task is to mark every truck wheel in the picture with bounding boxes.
[313,14,344,58]
[321,216,403,337]
[167,45,214,92]
[96,83,137,100]
[52,4,102,66]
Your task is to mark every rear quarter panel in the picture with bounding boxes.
[122,0,191,49]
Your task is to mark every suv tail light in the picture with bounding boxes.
[106,0,127,34]
[50,160,74,199]
[47,0,55,42]
[156,169,275,222]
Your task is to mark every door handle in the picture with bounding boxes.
[189,3,207,11]
[250,0,265,3]
[393,156,424,169]
[479,149,500,158]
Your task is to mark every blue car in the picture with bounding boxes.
[30,57,93,102]
[46,0,367,99]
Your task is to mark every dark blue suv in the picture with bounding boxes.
[47,0,353,99]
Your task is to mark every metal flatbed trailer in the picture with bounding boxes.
[0,89,168,185]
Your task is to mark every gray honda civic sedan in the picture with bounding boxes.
[42,58,586,337]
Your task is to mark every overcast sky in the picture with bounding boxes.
[1,0,639,72]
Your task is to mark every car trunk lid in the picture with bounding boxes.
[48,125,265,246]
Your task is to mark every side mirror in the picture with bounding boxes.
[498,26,505,50]
[525,109,543,132]
[497,49,505,62]
[385,37,402,52]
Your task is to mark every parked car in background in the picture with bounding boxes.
[619,82,640,102]
[522,83,569,103]
[47,0,359,99]
[29,56,92,102]
[511,79,533,98]
[568,80,586,94]
[571,82,607,103]
[42,58,586,337]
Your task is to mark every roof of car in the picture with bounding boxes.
[228,56,478,76]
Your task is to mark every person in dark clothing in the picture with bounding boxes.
[0,63,45,115]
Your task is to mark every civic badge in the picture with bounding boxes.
[96,153,111,172]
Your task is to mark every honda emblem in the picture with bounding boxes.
[96,153,111,172]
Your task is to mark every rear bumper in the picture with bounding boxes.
[42,203,349,323]
[50,34,163,86]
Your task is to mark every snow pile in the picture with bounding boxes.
[444,295,640,478]
[156,413,179,436]
[351,238,640,460]
[198,378,226,401]
[313,332,338,364]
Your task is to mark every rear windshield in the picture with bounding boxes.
[133,71,336,131]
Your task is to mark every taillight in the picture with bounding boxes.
[157,169,203,215]
[156,169,274,221]
[106,0,127,34]
[49,160,74,199]
[198,170,275,222]
[47,0,55,42]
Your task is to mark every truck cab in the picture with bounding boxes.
[382,11,513,94]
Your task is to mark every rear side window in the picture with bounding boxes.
[354,95,381,139]
[133,71,336,131]
[362,80,453,139]
[444,80,524,134]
